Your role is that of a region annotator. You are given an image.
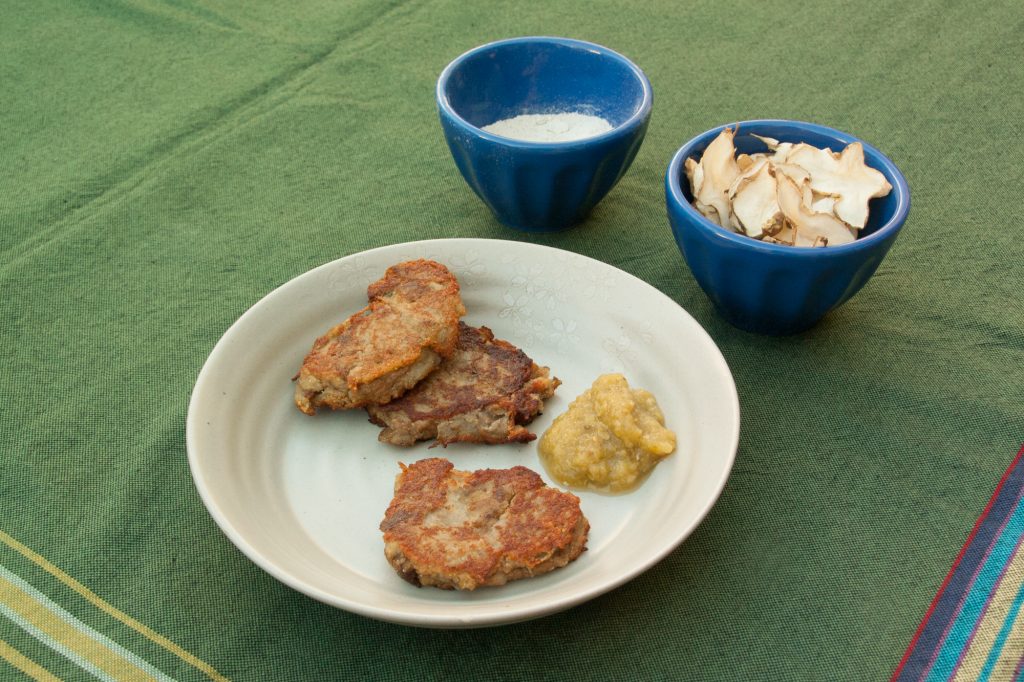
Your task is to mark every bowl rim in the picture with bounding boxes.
[436,35,653,150]
[665,119,911,256]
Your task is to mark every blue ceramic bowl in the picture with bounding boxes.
[665,120,910,335]
[437,37,653,231]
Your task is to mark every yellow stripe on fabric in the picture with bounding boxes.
[988,586,1024,680]
[0,530,229,682]
[0,564,175,681]
[0,640,62,682]
[952,539,1024,682]
[0,573,159,681]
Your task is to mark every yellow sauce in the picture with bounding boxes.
[538,374,676,493]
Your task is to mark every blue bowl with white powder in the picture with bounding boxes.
[437,36,653,231]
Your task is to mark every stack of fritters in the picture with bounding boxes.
[379,458,589,590]
[294,259,583,590]
[295,259,558,446]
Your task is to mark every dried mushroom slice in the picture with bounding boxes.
[786,142,892,229]
[686,157,725,226]
[810,195,837,215]
[686,129,890,247]
[766,221,798,246]
[752,134,780,148]
[776,174,857,247]
[731,163,784,239]
[690,127,741,231]
[800,182,815,210]
[693,202,723,225]
[752,134,794,162]
[727,157,769,199]
[773,162,811,187]
[684,157,703,195]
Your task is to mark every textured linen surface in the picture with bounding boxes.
[1,1,1022,680]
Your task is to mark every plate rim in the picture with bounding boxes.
[186,237,741,628]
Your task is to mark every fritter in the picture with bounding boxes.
[294,259,465,414]
[366,323,560,446]
[380,458,589,590]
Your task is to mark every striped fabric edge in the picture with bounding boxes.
[0,563,174,681]
[0,530,229,681]
[893,444,1024,682]
[0,639,63,682]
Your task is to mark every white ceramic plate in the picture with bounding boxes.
[187,238,739,628]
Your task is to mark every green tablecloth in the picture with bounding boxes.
[2,1,1022,679]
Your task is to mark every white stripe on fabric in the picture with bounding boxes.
[0,564,175,681]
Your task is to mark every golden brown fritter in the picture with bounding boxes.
[366,323,560,446]
[294,260,466,414]
[380,458,589,590]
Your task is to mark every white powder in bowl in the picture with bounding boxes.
[481,112,613,143]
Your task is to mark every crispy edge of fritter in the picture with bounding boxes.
[379,458,589,590]
[294,259,465,413]
[366,324,561,446]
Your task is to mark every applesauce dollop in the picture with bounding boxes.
[538,374,676,493]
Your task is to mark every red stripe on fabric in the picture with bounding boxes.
[891,444,1024,682]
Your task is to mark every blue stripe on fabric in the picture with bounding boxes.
[978,581,1024,681]
[926,494,1024,681]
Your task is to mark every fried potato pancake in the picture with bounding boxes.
[294,260,465,413]
[380,458,588,590]
[366,323,559,446]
